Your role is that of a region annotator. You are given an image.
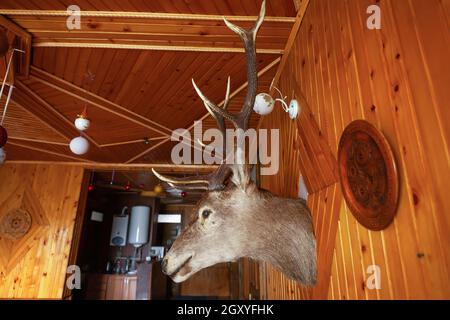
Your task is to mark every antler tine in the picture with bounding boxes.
[223,0,266,39]
[223,76,231,110]
[252,0,266,41]
[152,168,210,185]
[222,0,266,130]
[192,77,230,159]
[192,79,235,123]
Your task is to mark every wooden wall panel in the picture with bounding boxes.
[259,0,450,300]
[0,164,84,298]
[179,263,231,298]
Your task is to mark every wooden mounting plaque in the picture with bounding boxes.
[338,120,399,231]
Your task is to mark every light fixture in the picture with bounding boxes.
[70,71,94,156]
[253,80,299,119]
[69,136,89,155]
[74,106,90,131]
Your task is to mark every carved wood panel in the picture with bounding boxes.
[0,185,49,275]
[0,164,84,298]
[338,120,399,231]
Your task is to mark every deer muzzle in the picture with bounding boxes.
[162,254,193,281]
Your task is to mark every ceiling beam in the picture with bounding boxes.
[0,10,295,22]
[0,15,31,78]
[7,141,95,163]
[30,66,173,137]
[4,160,218,174]
[32,42,283,55]
[9,136,68,146]
[6,10,292,54]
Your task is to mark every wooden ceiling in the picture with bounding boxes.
[0,0,301,169]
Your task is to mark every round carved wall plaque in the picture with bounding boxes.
[338,120,399,231]
[0,208,32,240]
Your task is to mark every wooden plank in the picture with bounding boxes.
[62,170,90,299]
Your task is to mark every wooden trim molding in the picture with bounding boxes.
[32,42,284,55]
[4,160,218,173]
[0,10,296,23]
[7,141,95,163]
[9,136,69,146]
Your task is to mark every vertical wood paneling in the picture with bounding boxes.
[0,164,84,298]
[259,0,450,299]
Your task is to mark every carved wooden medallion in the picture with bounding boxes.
[338,120,399,231]
[0,208,32,240]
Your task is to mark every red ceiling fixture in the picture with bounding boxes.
[88,171,95,192]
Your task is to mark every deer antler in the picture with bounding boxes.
[153,0,266,191]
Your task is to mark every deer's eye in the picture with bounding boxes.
[202,210,211,219]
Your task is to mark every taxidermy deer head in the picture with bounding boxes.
[153,1,316,286]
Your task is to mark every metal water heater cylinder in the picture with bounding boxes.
[128,206,150,247]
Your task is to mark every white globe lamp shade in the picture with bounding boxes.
[253,93,275,116]
[74,117,90,131]
[70,137,89,155]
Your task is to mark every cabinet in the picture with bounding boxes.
[86,274,137,300]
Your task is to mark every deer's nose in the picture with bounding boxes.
[161,258,168,274]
